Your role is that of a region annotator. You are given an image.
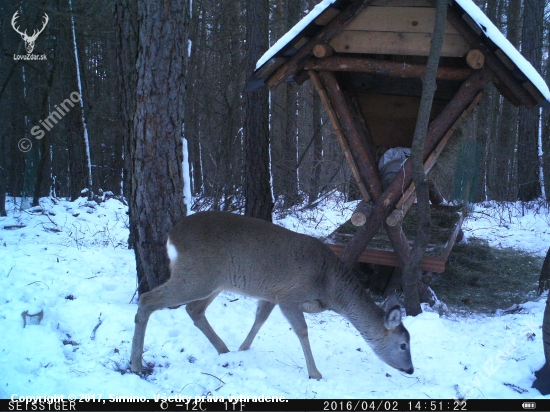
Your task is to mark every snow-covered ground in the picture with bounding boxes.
[0,195,549,400]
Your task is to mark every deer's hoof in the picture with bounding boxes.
[309,372,323,380]
[130,360,143,373]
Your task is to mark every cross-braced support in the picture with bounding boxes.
[310,67,492,271]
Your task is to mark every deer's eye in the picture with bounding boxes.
[400,343,407,350]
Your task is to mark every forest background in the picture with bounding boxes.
[1,0,549,217]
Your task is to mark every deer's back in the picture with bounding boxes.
[167,212,338,302]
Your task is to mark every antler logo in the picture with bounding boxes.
[11,11,49,54]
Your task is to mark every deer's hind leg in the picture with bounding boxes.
[185,292,230,354]
[130,278,218,373]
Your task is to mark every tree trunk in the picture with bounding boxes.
[32,44,58,206]
[543,14,550,203]
[533,247,550,394]
[282,81,299,207]
[491,0,520,201]
[55,0,88,201]
[128,0,189,293]
[271,0,301,209]
[185,1,204,196]
[0,131,6,216]
[517,0,543,201]
[533,296,550,394]
[114,0,138,247]
[401,0,447,316]
[307,88,323,205]
[65,91,88,200]
[244,0,273,221]
[68,0,93,199]
[5,63,27,199]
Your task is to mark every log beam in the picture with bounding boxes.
[386,91,483,226]
[465,49,484,69]
[313,44,335,59]
[351,201,374,227]
[314,71,414,270]
[266,0,374,90]
[384,222,412,270]
[309,71,370,202]
[339,68,492,265]
[304,56,473,81]
[446,7,538,108]
[317,70,383,200]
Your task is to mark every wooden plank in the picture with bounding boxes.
[330,31,470,57]
[304,56,473,81]
[346,7,460,35]
[371,0,433,6]
[267,0,375,90]
[358,94,447,119]
[523,80,546,104]
[355,95,448,148]
[327,244,447,272]
[314,7,340,26]
[255,57,286,78]
[293,36,310,50]
[309,71,371,202]
[494,49,515,70]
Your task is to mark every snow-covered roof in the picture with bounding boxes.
[256,0,338,70]
[454,0,550,101]
[254,0,550,104]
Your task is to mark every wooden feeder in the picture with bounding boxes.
[246,0,550,273]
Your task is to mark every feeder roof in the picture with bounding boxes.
[251,0,550,107]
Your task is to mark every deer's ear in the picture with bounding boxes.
[382,291,402,312]
[384,305,402,330]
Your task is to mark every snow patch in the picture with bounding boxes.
[0,196,548,398]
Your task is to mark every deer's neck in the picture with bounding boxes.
[330,274,385,342]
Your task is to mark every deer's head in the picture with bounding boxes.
[12,11,49,54]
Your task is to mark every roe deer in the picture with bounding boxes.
[130,211,413,379]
